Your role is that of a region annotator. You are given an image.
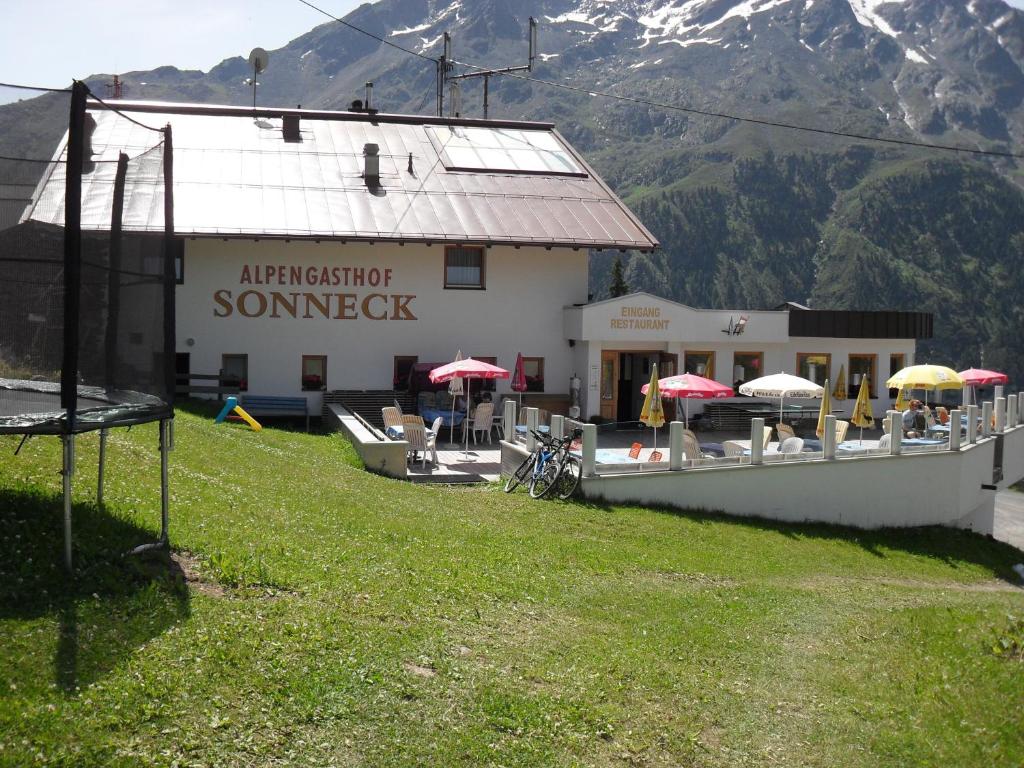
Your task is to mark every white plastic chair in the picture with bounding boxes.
[466,402,495,444]
[427,416,443,462]
[382,407,402,430]
[776,423,796,443]
[404,422,434,469]
[780,436,805,455]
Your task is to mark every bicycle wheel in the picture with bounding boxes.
[529,456,561,499]
[504,452,536,493]
[553,455,581,500]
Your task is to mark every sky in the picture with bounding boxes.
[3,0,1024,105]
[0,0,363,104]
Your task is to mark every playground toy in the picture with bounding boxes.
[215,397,262,431]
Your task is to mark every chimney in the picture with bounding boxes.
[365,81,373,111]
[282,114,301,142]
[363,143,380,186]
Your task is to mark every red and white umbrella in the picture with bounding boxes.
[958,368,1009,386]
[429,358,510,458]
[642,373,734,428]
[958,367,1009,406]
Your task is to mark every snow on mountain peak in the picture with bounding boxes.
[846,0,906,39]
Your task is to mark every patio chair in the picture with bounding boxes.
[878,433,891,451]
[723,442,745,458]
[382,406,402,430]
[761,425,773,449]
[834,420,850,444]
[404,422,434,468]
[682,432,712,462]
[426,416,442,462]
[776,423,796,443]
[392,399,404,414]
[779,436,804,455]
[465,402,495,444]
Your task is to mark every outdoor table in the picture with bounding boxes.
[902,437,946,446]
[571,448,639,465]
[419,407,466,441]
[385,425,436,440]
[420,407,465,426]
[926,423,965,437]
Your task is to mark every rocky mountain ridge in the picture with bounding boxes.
[1,0,1023,380]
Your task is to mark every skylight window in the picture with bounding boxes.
[427,126,586,176]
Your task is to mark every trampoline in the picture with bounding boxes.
[0,81,176,571]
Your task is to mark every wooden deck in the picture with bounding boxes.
[406,444,502,483]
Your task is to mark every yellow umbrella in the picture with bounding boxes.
[832,365,847,401]
[894,386,911,412]
[815,378,832,440]
[885,364,963,391]
[640,363,665,450]
[851,375,875,442]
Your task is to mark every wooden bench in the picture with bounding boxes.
[240,396,310,432]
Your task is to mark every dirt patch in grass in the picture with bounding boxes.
[403,661,437,678]
[170,551,226,598]
[797,574,1024,594]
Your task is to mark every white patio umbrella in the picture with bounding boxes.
[739,372,824,424]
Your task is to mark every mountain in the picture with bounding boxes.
[2,0,1024,382]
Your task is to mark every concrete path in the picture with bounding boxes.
[994,490,1024,552]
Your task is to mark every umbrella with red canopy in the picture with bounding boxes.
[958,368,1009,386]
[641,373,734,428]
[429,358,510,459]
[958,368,1009,407]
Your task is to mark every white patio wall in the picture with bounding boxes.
[576,424,1024,534]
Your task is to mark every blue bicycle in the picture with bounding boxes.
[504,429,582,500]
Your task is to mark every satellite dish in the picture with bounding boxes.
[248,47,269,75]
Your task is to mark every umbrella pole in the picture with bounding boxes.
[464,378,472,460]
[450,395,457,447]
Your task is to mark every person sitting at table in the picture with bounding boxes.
[902,399,926,438]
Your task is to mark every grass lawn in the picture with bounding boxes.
[2,403,1024,767]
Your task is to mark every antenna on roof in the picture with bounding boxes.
[447,16,539,119]
[437,33,453,117]
[246,47,269,110]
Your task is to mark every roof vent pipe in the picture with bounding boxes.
[282,114,301,142]
[365,81,373,112]
[363,143,380,186]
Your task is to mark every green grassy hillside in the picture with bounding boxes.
[1,408,1023,766]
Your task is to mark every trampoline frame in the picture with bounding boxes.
[2,81,177,571]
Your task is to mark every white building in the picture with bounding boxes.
[30,100,930,422]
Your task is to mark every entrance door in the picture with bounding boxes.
[660,352,678,422]
[600,350,618,421]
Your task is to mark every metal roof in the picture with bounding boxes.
[28,101,658,251]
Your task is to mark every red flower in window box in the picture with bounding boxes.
[302,374,323,390]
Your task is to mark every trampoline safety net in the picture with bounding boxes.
[0,82,175,435]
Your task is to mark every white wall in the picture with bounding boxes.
[581,429,1022,534]
[177,239,588,409]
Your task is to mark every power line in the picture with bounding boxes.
[83,84,166,133]
[285,0,1024,163]
[451,60,1024,161]
[0,80,71,94]
[295,0,439,63]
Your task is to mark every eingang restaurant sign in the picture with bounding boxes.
[610,305,669,331]
[211,263,417,321]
